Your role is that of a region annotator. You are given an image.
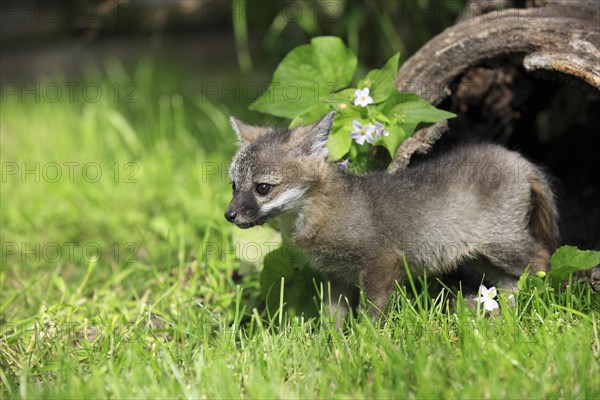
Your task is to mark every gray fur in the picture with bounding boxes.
[225,114,559,320]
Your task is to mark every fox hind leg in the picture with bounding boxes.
[477,238,550,291]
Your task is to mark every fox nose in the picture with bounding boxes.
[224,210,237,222]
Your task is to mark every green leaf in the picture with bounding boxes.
[528,276,549,293]
[518,266,552,293]
[259,244,320,318]
[328,130,352,161]
[331,88,358,108]
[311,36,356,89]
[289,104,332,128]
[259,245,306,297]
[378,92,455,134]
[547,246,600,287]
[327,112,365,161]
[517,265,531,291]
[249,36,357,119]
[379,124,407,158]
[280,265,322,318]
[349,149,369,173]
[357,52,400,103]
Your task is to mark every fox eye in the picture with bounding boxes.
[256,183,272,195]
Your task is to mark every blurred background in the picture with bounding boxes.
[1,0,466,119]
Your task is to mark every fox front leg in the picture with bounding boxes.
[321,277,358,329]
[359,259,399,322]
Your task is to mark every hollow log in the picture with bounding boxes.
[396,0,599,107]
[392,0,600,251]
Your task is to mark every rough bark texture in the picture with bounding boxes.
[394,0,599,109]
[389,121,448,173]
[391,0,600,251]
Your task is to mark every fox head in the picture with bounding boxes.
[225,111,336,228]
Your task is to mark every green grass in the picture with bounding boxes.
[1,65,599,399]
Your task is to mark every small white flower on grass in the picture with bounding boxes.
[478,285,499,312]
[508,294,515,305]
[353,88,373,107]
[349,120,375,145]
[374,121,389,137]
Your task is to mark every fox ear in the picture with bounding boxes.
[293,111,336,158]
[230,116,267,144]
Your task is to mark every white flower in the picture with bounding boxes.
[508,294,515,305]
[478,285,499,312]
[349,120,375,145]
[374,121,389,137]
[353,88,374,107]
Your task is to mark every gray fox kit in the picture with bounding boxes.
[225,111,559,321]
